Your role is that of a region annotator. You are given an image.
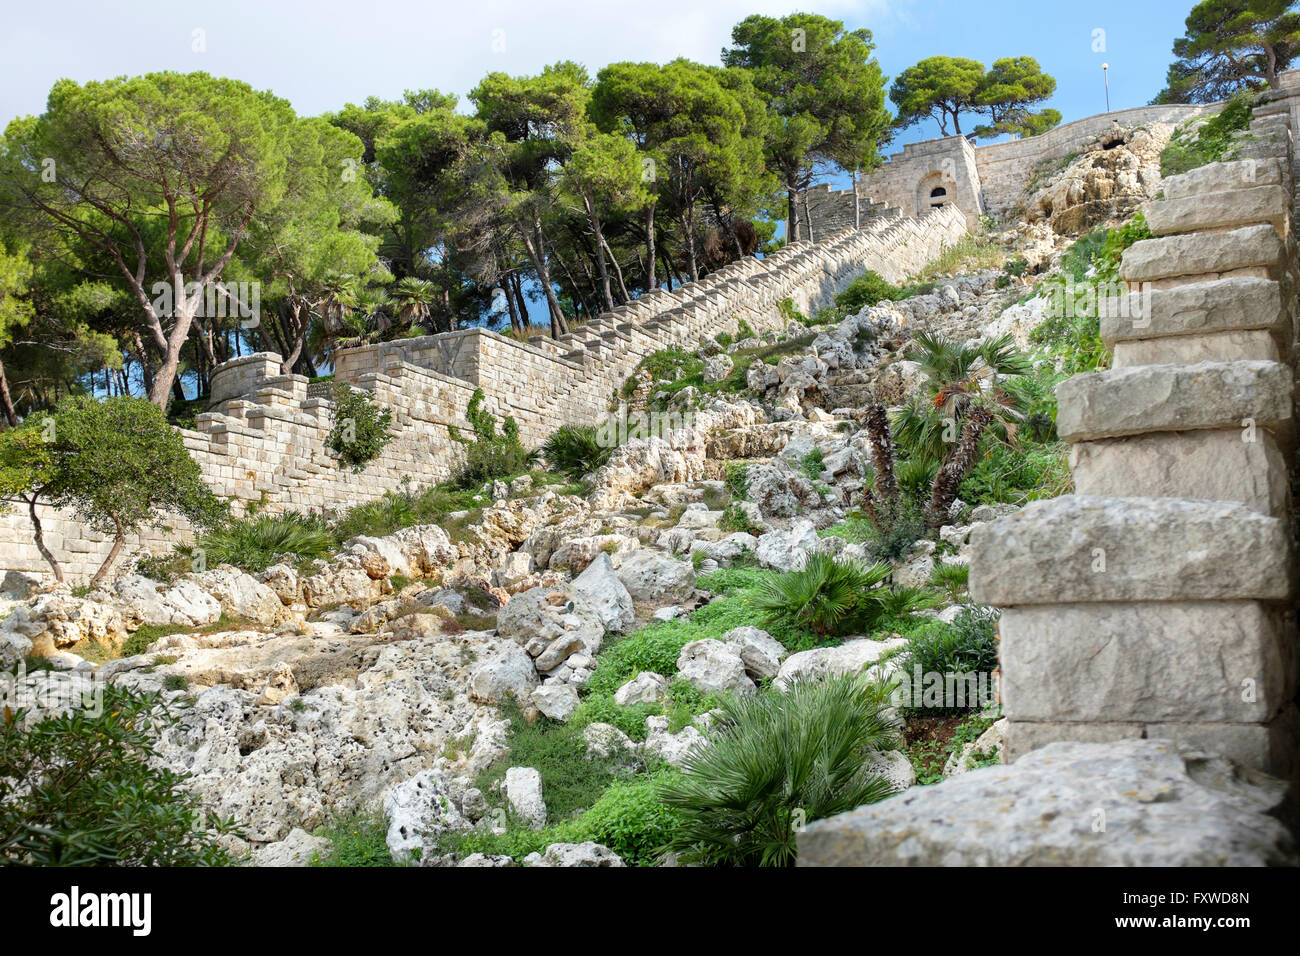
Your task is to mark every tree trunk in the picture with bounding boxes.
[26,494,62,583]
[862,401,899,507]
[0,356,18,427]
[584,194,616,313]
[601,234,631,304]
[852,168,861,229]
[787,187,800,243]
[644,203,657,293]
[926,405,992,528]
[520,220,566,336]
[684,207,700,283]
[89,516,127,590]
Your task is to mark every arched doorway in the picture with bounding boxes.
[915,170,958,216]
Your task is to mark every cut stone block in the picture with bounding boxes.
[1099,277,1291,347]
[998,602,1294,724]
[1161,158,1285,200]
[968,495,1292,606]
[796,739,1296,866]
[1121,225,1287,283]
[1143,705,1300,780]
[1002,720,1144,763]
[1069,428,1290,515]
[1055,360,1292,443]
[1146,185,1290,239]
[1111,329,1281,367]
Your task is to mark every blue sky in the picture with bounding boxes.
[2,0,1194,141]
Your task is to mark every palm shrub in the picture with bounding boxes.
[659,674,901,866]
[195,511,335,572]
[543,424,613,480]
[929,562,970,603]
[0,686,238,865]
[753,553,892,638]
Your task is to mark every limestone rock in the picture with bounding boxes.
[570,552,635,633]
[775,638,907,691]
[720,626,787,680]
[613,550,695,604]
[755,518,821,572]
[676,639,757,695]
[115,575,221,627]
[192,566,291,626]
[797,739,1297,866]
[384,770,470,862]
[644,714,707,767]
[469,642,540,704]
[530,842,626,867]
[531,683,580,721]
[252,827,333,867]
[496,585,605,657]
[614,671,668,707]
[505,767,546,829]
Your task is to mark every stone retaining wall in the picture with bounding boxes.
[0,205,968,583]
[970,100,1300,780]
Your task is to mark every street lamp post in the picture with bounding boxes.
[1103,63,1110,112]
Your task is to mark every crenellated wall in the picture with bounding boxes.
[0,205,969,583]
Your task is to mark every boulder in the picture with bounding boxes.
[531,683,579,721]
[505,767,547,829]
[252,827,333,867]
[644,714,707,767]
[613,550,696,604]
[676,639,757,695]
[192,566,290,625]
[384,770,470,862]
[798,739,1297,866]
[570,553,635,633]
[530,842,626,867]
[775,637,908,690]
[755,519,821,572]
[469,643,540,704]
[720,626,787,680]
[115,575,221,627]
[496,585,605,657]
[583,722,638,760]
[614,671,668,707]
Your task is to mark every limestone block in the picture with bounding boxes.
[998,602,1294,724]
[1054,360,1292,443]
[1145,185,1289,239]
[968,496,1292,606]
[1099,277,1291,348]
[1121,225,1286,283]
[1002,720,1143,763]
[1111,329,1280,367]
[1142,705,1300,779]
[1161,158,1284,200]
[1068,428,1290,515]
[796,739,1296,867]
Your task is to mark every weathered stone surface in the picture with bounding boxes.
[720,626,788,680]
[192,566,291,626]
[496,585,604,657]
[531,682,579,721]
[614,671,668,707]
[1002,720,1144,762]
[1069,429,1290,515]
[116,575,222,627]
[1112,329,1281,367]
[1142,706,1300,779]
[613,549,695,604]
[866,749,916,793]
[1161,158,1284,200]
[384,770,471,861]
[1145,185,1289,238]
[505,766,547,829]
[970,496,1292,606]
[999,602,1294,724]
[644,714,707,767]
[676,639,756,695]
[755,518,821,572]
[252,827,333,867]
[774,637,907,690]
[1099,277,1290,347]
[1121,225,1286,283]
[529,842,626,867]
[468,642,539,704]
[798,740,1297,866]
[570,552,635,633]
[1055,360,1292,443]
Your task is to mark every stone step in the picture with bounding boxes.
[1121,224,1289,285]
[968,495,1292,606]
[1054,360,1292,444]
[1146,184,1290,239]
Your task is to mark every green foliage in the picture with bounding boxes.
[915,235,1003,277]
[908,712,999,786]
[890,55,1058,140]
[1154,1,1299,104]
[1003,255,1029,278]
[753,553,892,637]
[736,319,757,341]
[659,674,900,866]
[327,384,394,471]
[311,811,393,867]
[195,511,335,574]
[719,501,762,535]
[959,440,1071,506]
[724,462,750,499]
[901,607,1000,715]
[821,504,926,564]
[929,562,970,603]
[451,389,535,488]
[0,685,237,865]
[579,775,682,865]
[543,424,613,480]
[834,270,908,314]
[1160,90,1256,175]
[777,297,805,325]
[798,448,825,480]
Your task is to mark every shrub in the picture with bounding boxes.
[718,501,762,535]
[736,319,757,341]
[659,675,900,866]
[1160,90,1255,177]
[328,384,394,471]
[195,511,335,573]
[582,776,682,865]
[929,562,970,603]
[900,607,1000,715]
[834,270,905,314]
[753,553,892,638]
[450,390,536,488]
[543,424,613,480]
[724,462,750,499]
[0,685,237,865]
[799,448,824,480]
[1003,255,1029,277]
